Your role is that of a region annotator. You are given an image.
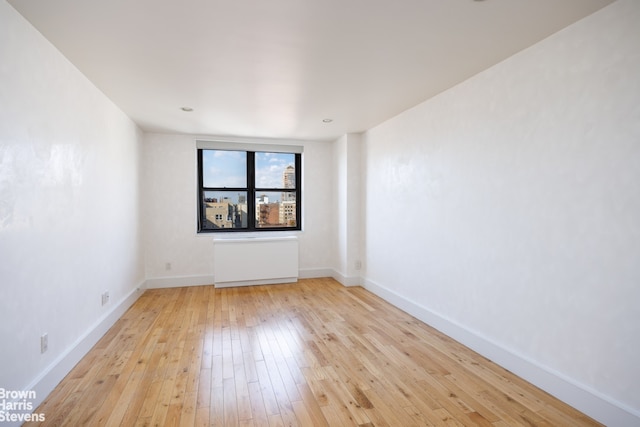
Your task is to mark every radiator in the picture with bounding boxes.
[213,236,299,288]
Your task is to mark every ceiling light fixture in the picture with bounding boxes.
[181,107,194,112]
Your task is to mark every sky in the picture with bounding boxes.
[203,150,295,189]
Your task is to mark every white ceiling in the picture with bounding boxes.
[9,0,613,141]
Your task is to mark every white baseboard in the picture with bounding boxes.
[298,268,361,287]
[23,283,144,424]
[362,277,640,427]
[331,270,361,287]
[144,274,215,289]
[143,271,361,290]
[145,271,343,289]
[215,277,297,288]
[299,268,334,279]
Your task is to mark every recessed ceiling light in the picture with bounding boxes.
[322,118,333,123]
[181,107,194,112]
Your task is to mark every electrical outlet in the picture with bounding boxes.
[41,333,48,353]
[101,291,110,306]
[165,262,172,271]
[355,260,362,270]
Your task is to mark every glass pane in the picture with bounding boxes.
[255,152,295,189]
[202,150,246,188]
[202,191,248,230]
[255,191,297,228]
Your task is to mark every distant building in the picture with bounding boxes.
[279,200,296,226]
[282,165,296,202]
[236,200,248,227]
[281,165,296,223]
[256,196,280,226]
[204,195,248,228]
[205,201,234,228]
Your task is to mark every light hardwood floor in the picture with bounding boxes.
[28,278,601,426]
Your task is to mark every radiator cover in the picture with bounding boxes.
[213,236,299,287]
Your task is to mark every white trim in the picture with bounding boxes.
[298,268,361,287]
[362,277,640,427]
[331,270,361,287]
[144,274,215,289]
[214,277,297,288]
[145,271,361,289]
[299,268,335,279]
[196,139,303,153]
[213,235,298,243]
[24,283,144,421]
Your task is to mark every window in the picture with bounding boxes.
[197,141,302,232]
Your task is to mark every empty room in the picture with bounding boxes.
[1,0,638,426]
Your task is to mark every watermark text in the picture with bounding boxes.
[0,388,45,423]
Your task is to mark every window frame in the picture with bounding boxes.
[197,145,302,233]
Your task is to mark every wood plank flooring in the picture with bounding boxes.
[27,278,601,426]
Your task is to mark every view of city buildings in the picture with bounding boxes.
[203,165,296,229]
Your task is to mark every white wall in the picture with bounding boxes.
[333,133,363,285]
[0,0,144,409]
[361,0,640,425]
[142,133,335,287]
